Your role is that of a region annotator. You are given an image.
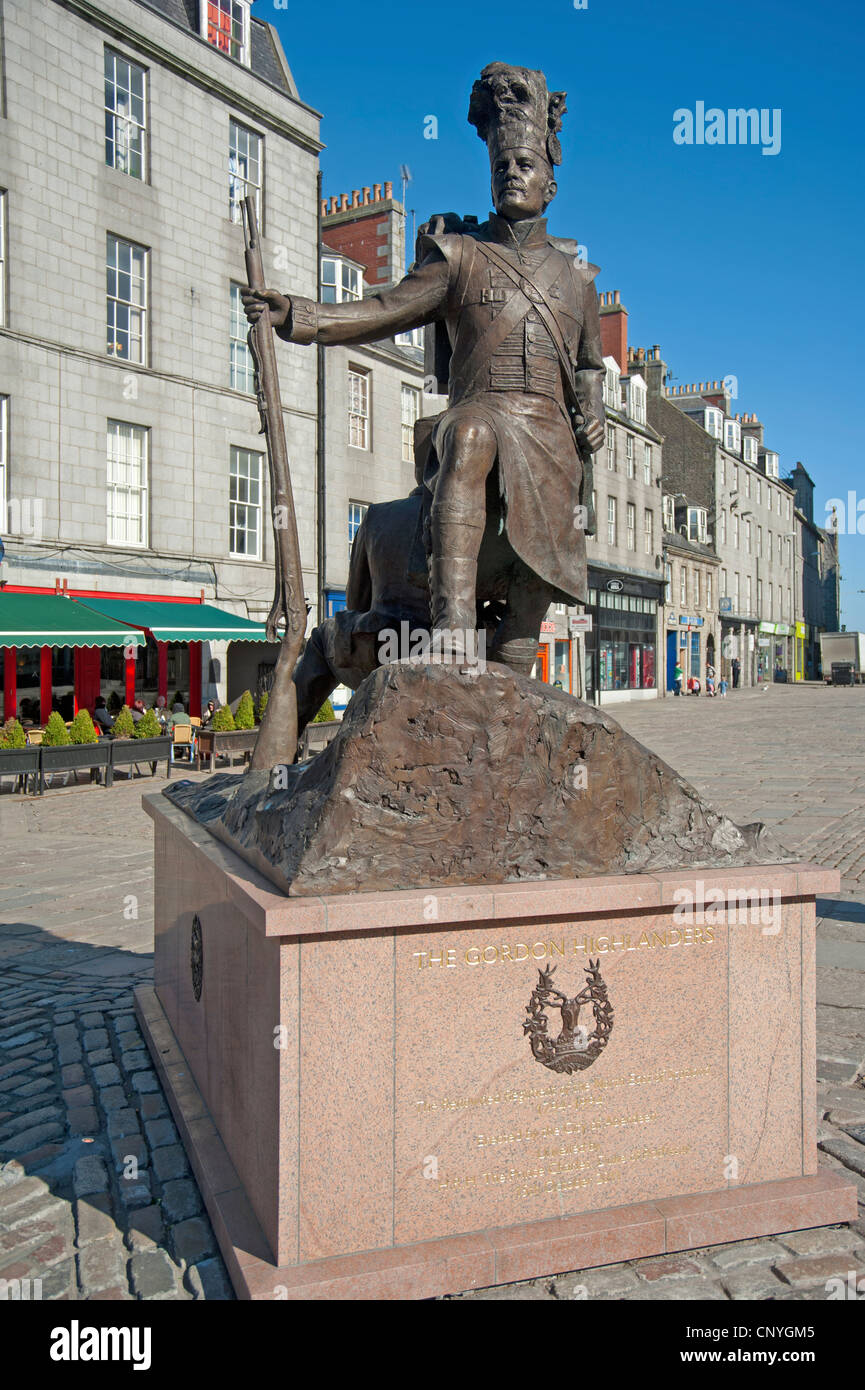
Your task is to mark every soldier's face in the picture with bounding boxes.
[491,149,556,220]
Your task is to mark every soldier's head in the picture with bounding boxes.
[491,147,557,220]
[469,63,566,222]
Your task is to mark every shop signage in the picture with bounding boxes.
[719,597,733,613]
[606,579,624,593]
[540,620,556,633]
[569,615,593,633]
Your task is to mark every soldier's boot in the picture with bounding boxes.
[291,630,340,741]
[428,508,484,660]
[490,564,555,677]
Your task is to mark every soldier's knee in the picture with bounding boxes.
[444,417,497,465]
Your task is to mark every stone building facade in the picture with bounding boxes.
[0,0,321,712]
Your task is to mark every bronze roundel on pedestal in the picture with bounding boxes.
[191,914,203,1002]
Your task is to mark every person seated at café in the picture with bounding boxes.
[168,701,191,732]
[200,700,218,726]
[92,696,114,734]
[130,698,147,723]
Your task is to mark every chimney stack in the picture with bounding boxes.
[598,288,628,373]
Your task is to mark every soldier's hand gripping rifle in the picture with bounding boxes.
[241,194,306,770]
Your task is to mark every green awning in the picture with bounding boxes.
[0,594,146,649]
[72,597,268,643]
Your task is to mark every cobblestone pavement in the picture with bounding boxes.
[1,684,863,1302]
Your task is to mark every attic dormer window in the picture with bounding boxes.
[203,0,250,66]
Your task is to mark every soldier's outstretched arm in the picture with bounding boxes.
[242,252,449,349]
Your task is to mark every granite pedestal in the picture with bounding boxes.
[135,794,856,1299]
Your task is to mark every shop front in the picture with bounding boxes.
[0,588,267,724]
[584,572,662,704]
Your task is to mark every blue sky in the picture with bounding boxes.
[268,0,865,628]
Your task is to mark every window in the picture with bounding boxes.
[348,367,370,449]
[787,587,792,619]
[743,436,758,464]
[719,509,726,545]
[694,570,701,607]
[607,496,617,547]
[0,190,5,327]
[603,361,619,409]
[719,456,725,487]
[756,479,762,505]
[757,525,763,556]
[626,435,634,479]
[395,327,424,348]
[769,582,774,615]
[706,572,712,610]
[229,119,262,224]
[777,533,782,563]
[746,575,752,614]
[745,518,752,554]
[106,235,147,362]
[704,407,723,440]
[764,451,779,479]
[107,421,148,547]
[203,0,250,64]
[629,376,646,426]
[664,561,672,603]
[606,427,616,470]
[724,419,741,454]
[644,508,653,555]
[733,513,740,549]
[757,578,763,612]
[732,572,740,612]
[321,257,362,304]
[0,396,7,514]
[787,497,792,522]
[104,49,146,180]
[687,507,708,543]
[643,442,652,485]
[229,283,254,392]
[626,502,636,550]
[229,447,262,558]
[348,501,368,567]
[662,494,675,532]
[680,567,687,606]
[721,567,727,599]
[401,384,420,463]
[745,470,751,499]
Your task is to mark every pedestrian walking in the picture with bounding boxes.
[706,663,716,697]
[718,677,728,697]
[732,657,741,689]
[674,660,684,696]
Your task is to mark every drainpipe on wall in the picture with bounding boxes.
[316,170,326,628]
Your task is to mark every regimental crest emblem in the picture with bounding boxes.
[523,961,613,1073]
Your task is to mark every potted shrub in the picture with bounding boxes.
[0,717,38,790]
[69,710,98,744]
[133,708,163,739]
[255,690,268,723]
[112,705,136,739]
[41,708,110,788]
[42,711,71,745]
[211,705,236,732]
[0,718,26,749]
[234,690,255,729]
[313,699,336,723]
[110,704,171,783]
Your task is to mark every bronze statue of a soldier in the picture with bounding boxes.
[243,61,605,675]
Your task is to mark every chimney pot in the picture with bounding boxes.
[373,182,382,200]
[362,186,371,204]
[320,199,327,218]
[614,290,620,304]
[384,180,393,198]
[340,193,348,211]
[329,196,338,214]
[652,344,659,353]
